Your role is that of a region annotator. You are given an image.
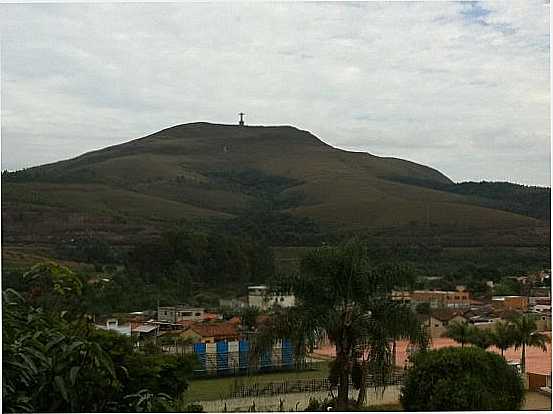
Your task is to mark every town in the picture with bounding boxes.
[90,272,552,410]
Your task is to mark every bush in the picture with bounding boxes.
[183,402,204,412]
[400,347,524,411]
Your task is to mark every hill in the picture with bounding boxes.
[2,122,548,249]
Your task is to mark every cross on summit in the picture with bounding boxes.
[238,112,245,127]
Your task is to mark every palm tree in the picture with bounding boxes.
[353,299,428,407]
[443,321,474,348]
[253,239,420,411]
[510,314,550,374]
[466,328,493,349]
[489,321,515,357]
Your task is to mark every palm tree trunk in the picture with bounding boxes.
[356,362,368,407]
[392,339,397,367]
[521,343,526,374]
[336,342,350,411]
[338,367,350,410]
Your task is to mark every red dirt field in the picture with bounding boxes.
[313,333,552,375]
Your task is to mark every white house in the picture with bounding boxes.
[248,285,295,310]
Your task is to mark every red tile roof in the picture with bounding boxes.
[176,320,194,328]
[229,316,241,325]
[202,313,220,321]
[187,322,238,338]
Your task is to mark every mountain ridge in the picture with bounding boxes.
[2,122,548,247]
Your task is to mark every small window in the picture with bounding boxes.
[455,296,460,300]
[435,324,440,327]
[280,297,285,302]
[195,312,201,316]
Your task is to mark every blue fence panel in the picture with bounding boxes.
[193,342,206,373]
[260,348,272,371]
[282,339,293,368]
[239,340,249,371]
[216,341,229,373]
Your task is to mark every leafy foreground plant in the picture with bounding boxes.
[400,347,524,411]
[2,262,196,413]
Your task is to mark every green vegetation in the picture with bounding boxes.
[55,237,121,265]
[443,321,477,348]
[2,262,197,413]
[400,347,525,411]
[275,243,549,299]
[186,361,330,401]
[443,316,551,374]
[510,314,550,374]
[68,228,275,314]
[206,168,303,209]
[255,239,427,411]
[388,177,550,221]
[444,322,498,351]
[2,123,547,255]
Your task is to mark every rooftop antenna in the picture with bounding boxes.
[238,112,245,127]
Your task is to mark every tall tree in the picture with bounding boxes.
[443,321,474,348]
[254,239,421,411]
[489,321,515,357]
[354,299,428,407]
[510,315,550,374]
[466,328,493,349]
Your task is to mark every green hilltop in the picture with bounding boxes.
[2,122,549,249]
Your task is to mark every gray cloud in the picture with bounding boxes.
[0,1,550,185]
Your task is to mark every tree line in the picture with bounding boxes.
[387,177,550,221]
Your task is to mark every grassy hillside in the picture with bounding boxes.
[2,122,548,249]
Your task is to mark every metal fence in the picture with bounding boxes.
[191,351,311,378]
[230,369,405,398]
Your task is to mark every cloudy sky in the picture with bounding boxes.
[1,1,550,185]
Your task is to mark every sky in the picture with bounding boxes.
[0,1,550,186]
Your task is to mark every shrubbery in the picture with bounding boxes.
[400,347,524,411]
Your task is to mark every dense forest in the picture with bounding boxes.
[4,227,549,317]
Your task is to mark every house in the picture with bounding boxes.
[409,286,470,309]
[180,322,240,344]
[157,305,205,323]
[423,309,468,338]
[492,296,528,312]
[130,323,158,338]
[492,309,522,321]
[534,312,552,331]
[219,298,248,308]
[391,290,411,304]
[248,285,295,310]
[532,287,551,298]
[531,301,552,314]
[529,297,552,306]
